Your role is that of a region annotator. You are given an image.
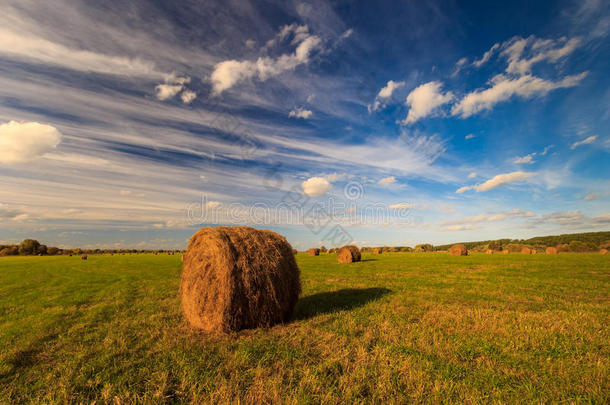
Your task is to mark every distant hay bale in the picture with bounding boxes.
[531,249,537,254]
[601,249,608,255]
[81,254,87,260]
[338,245,361,263]
[546,247,558,255]
[502,250,509,254]
[486,249,493,254]
[180,226,301,333]
[449,244,468,256]
[292,249,298,255]
[521,247,532,254]
[373,248,382,254]
[307,248,319,256]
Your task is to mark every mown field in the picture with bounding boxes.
[0,252,609,403]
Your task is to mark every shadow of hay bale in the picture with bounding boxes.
[293,287,391,320]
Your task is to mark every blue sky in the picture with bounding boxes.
[0,0,608,250]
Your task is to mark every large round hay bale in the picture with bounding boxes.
[449,244,468,256]
[81,254,87,260]
[180,226,301,333]
[373,248,382,254]
[502,250,509,254]
[338,245,361,263]
[546,247,558,255]
[600,249,608,255]
[307,248,319,256]
[486,249,493,254]
[521,247,532,254]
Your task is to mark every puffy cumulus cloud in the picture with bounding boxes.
[0,121,62,164]
[211,25,322,94]
[452,73,588,118]
[301,177,331,196]
[378,80,405,99]
[571,135,597,149]
[403,81,454,124]
[289,107,313,119]
[378,176,396,186]
[513,152,536,164]
[155,73,195,103]
[180,89,197,104]
[456,171,536,193]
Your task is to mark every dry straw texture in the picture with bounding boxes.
[449,244,468,256]
[307,248,319,256]
[180,226,301,333]
[373,248,382,254]
[338,245,361,263]
[521,247,532,254]
[546,247,558,255]
[601,249,608,255]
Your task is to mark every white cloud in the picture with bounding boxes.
[325,173,346,182]
[0,121,62,164]
[442,209,535,228]
[206,201,221,209]
[472,43,500,67]
[155,84,183,101]
[0,27,161,78]
[302,177,331,196]
[403,81,454,124]
[540,145,554,155]
[378,80,405,99]
[446,224,480,231]
[180,90,197,104]
[289,107,313,119]
[571,135,597,149]
[119,190,132,196]
[456,171,536,193]
[306,94,315,103]
[452,73,588,118]
[389,203,416,210]
[245,39,256,49]
[452,57,468,76]
[465,134,475,140]
[468,172,477,179]
[584,193,599,201]
[340,28,354,39]
[513,152,536,164]
[502,37,581,75]
[210,25,322,94]
[378,176,396,186]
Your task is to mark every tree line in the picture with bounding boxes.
[0,239,183,257]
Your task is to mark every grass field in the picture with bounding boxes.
[1,253,609,403]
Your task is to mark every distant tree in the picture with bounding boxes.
[415,244,433,252]
[0,246,19,256]
[18,239,40,255]
[47,247,60,256]
[488,241,502,251]
[320,246,327,253]
[38,245,48,255]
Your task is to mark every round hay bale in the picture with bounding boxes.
[292,249,298,255]
[502,250,509,254]
[600,249,608,255]
[307,248,319,256]
[81,254,87,260]
[180,226,300,333]
[338,245,361,263]
[373,248,382,254]
[486,249,493,254]
[521,247,532,254]
[449,244,468,256]
[546,247,558,255]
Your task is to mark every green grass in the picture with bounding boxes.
[1,252,609,403]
